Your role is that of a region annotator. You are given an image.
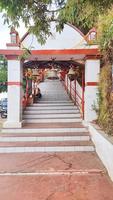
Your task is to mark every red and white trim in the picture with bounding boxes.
[0,48,100,56]
[85,82,98,86]
[7,81,23,86]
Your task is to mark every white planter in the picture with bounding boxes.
[89,123,113,181]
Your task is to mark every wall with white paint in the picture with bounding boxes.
[3,60,23,128]
[84,59,100,122]
[89,123,113,182]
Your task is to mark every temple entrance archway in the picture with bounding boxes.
[0,22,100,128]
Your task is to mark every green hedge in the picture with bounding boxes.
[97,65,113,135]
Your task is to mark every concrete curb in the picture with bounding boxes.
[88,123,113,182]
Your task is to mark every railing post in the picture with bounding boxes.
[67,76,69,94]
[64,74,67,91]
[74,79,76,104]
[70,79,72,99]
[82,71,85,119]
[64,80,66,91]
[26,78,29,103]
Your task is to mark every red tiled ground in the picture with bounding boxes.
[0,174,113,200]
[0,152,105,173]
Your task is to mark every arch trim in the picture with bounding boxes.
[20,23,86,44]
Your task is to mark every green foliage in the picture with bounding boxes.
[97,7,113,63]
[0,55,7,67]
[19,47,32,60]
[58,0,97,34]
[0,59,7,93]
[0,55,7,93]
[23,78,26,94]
[1,0,113,44]
[96,65,113,135]
[0,0,65,44]
[0,0,113,42]
[58,0,113,34]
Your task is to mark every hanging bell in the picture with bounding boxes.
[32,68,38,76]
[46,69,58,80]
[68,67,76,81]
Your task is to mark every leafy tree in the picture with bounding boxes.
[0,0,65,44]
[0,0,113,45]
[58,0,113,34]
[58,0,113,59]
[97,7,113,62]
[96,64,113,135]
[0,0,113,42]
[0,55,7,67]
[0,55,7,93]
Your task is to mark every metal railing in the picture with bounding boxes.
[63,76,85,119]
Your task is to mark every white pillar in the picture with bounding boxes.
[3,59,23,128]
[84,58,100,122]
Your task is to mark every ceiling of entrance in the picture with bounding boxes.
[27,53,85,62]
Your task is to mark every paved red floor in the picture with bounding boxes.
[0,152,113,199]
[0,174,113,200]
[0,152,105,173]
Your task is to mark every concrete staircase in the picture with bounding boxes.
[23,101,82,123]
[1,80,95,153]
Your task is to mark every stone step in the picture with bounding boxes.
[0,147,95,153]
[24,122,85,128]
[37,101,73,103]
[29,104,75,107]
[0,135,90,142]
[0,151,105,173]
[32,103,74,106]
[3,121,86,127]
[2,127,87,134]
[26,106,78,110]
[0,140,93,147]
[24,110,80,114]
[0,141,95,153]
[23,118,82,123]
[0,132,90,137]
[23,113,81,119]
